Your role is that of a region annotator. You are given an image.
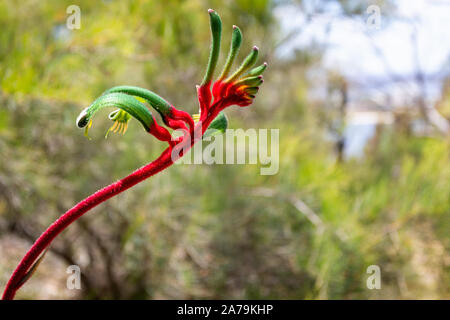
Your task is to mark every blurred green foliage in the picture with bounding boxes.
[0,0,449,299]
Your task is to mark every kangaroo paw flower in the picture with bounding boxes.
[2,8,266,300]
[197,9,222,117]
[76,92,154,134]
[196,10,267,122]
[103,86,193,133]
[212,47,266,109]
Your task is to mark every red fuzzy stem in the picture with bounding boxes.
[2,147,177,300]
[169,107,195,138]
[148,116,173,144]
[197,83,212,121]
[2,98,230,300]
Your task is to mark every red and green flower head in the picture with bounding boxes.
[76,91,174,143]
[75,9,266,143]
[198,9,267,121]
[76,86,194,143]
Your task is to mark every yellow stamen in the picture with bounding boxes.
[104,109,132,138]
[84,119,93,140]
[192,113,201,123]
[105,121,117,139]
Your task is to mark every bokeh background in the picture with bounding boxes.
[1,0,449,299]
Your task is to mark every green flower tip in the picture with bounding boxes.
[201,8,222,86]
[208,9,222,33]
[76,92,154,139]
[225,46,259,83]
[232,26,242,48]
[76,107,89,128]
[246,62,267,77]
[76,107,94,138]
[218,24,243,81]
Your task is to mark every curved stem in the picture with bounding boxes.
[2,147,175,299]
[3,7,264,300]
[2,98,226,300]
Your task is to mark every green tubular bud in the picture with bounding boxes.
[218,25,242,81]
[204,112,228,138]
[103,86,172,118]
[244,87,259,95]
[226,46,259,83]
[201,9,222,86]
[76,107,90,128]
[234,75,263,87]
[245,62,267,77]
[76,92,154,133]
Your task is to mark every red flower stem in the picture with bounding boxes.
[2,99,227,300]
[2,148,176,300]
